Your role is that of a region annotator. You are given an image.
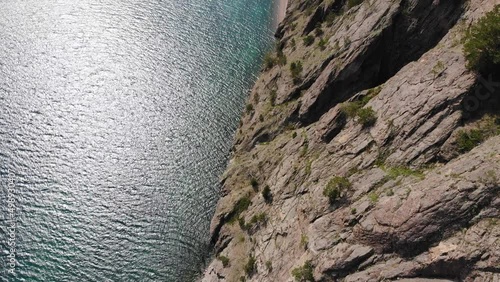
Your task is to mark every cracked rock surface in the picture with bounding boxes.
[201,0,500,281]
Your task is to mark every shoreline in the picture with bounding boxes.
[273,0,288,28]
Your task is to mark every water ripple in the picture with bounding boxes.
[0,0,275,281]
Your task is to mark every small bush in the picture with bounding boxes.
[325,12,337,26]
[262,185,272,203]
[250,178,259,189]
[323,176,351,204]
[457,129,484,152]
[368,192,379,203]
[265,261,273,271]
[291,261,314,282]
[357,107,377,127]
[290,61,303,84]
[318,38,327,50]
[300,234,309,250]
[228,196,252,223]
[250,212,267,226]
[246,104,253,113]
[303,35,315,46]
[463,5,500,73]
[277,53,287,66]
[270,90,277,106]
[244,255,257,276]
[386,166,424,180]
[347,0,364,9]
[263,53,276,69]
[218,255,230,267]
[239,217,249,231]
[292,131,298,138]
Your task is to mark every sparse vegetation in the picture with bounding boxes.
[463,5,500,73]
[368,192,379,203]
[270,90,277,106]
[290,61,303,84]
[323,176,351,204]
[300,234,309,250]
[250,212,267,226]
[228,195,252,223]
[347,0,364,9]
[318,38,327,50]
[457,129,484,153]
[244,255,257,276]
[266,260,273,272]
[218,255,230,267]
[262,185,272,203]
[292,261,315,282]
[305,159,312,175]
[246,104,253,113]
[250,178,259,189]
[303,35,315,46]
[357,107,377,127]
[341,94,378,127]
[386,166,425,180]
[263,53,276,69]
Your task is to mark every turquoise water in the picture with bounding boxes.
[0,1,276,281]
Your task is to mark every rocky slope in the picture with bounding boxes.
[202,0,500,281]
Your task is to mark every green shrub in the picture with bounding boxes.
[291,261,314,281]
[300,234,308,250]
[368,192,379,203]
[323,176,351,204]
[218,255,230,267]
[292,131,298,138]
[246,104,254,113]
[325,12,337,26]
[238,217,249,230]
[250,212,267,226]
[250,178,259,189]
[228,196,252,223]
[463,5,500,73]
[457,129,484,152]
[262,185,272,203]
[347,0,363,9]
[318,38,327,50]
[263,53,276,69]
[303,35,315,46]
[277,53,287,66]
[265,261,273,271]
[386,166,424,180]
[244,255,257,276]
[357,107,377,127]
[290,61,303,83]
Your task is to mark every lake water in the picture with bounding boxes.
[0,1,276,280]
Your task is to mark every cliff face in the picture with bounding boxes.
[202,0,500,281]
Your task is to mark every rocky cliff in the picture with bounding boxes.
[202,0,500,281]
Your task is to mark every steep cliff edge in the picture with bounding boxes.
[202,0,500,281]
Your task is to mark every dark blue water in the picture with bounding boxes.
[0,1,276,280]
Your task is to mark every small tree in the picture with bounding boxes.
[463,5,500,73]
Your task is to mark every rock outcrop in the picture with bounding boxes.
[202,0,500,281]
